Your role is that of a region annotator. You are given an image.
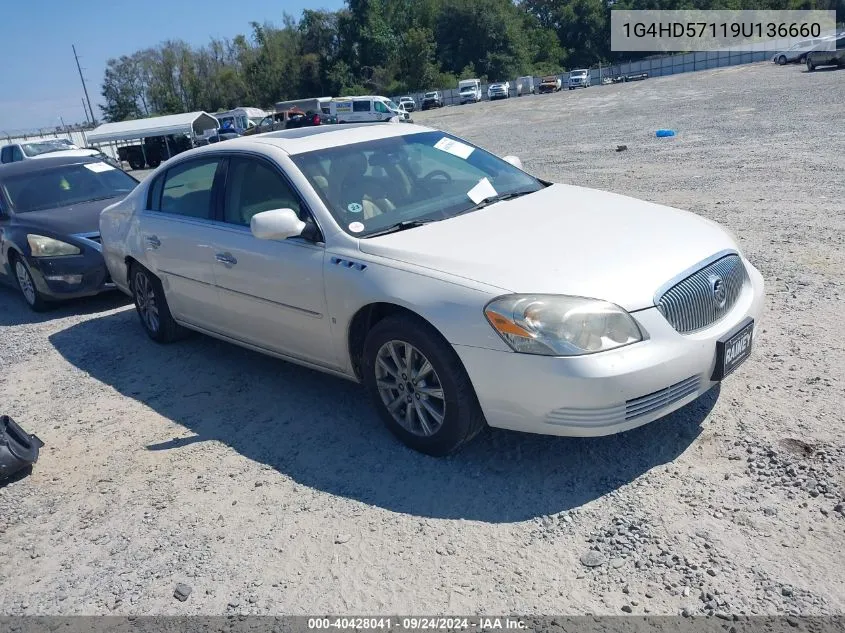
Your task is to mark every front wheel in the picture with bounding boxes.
[777,55,787,65]
[12,256,49,312]
[129,264,186,343]
[807,60,815,71]
[362,315,486,456]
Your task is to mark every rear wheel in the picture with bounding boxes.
[12,255,49,312]
[362,315,486,456]
[807,59,815,71]
[129,263,186,343]
[128,158,145,170]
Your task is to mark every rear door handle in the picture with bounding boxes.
[215,252,237,266]
[144,235,161,249]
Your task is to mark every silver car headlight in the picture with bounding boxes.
[27,234,81,257]
[484,294,642,356]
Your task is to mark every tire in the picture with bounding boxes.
[11,254,49,312]
[128,263,186,343]
[362,314,486,456]
[147,158,161,169]
[807,60,815,72]
[128,159,144,170]
[777,55,787,65]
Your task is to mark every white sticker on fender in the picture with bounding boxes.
[434,137,474,160]
[84,162,116,173]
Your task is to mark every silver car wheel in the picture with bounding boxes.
[375,340,446,437]
[15,260,36,306]
[134,271,160,333]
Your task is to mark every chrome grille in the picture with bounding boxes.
[657,254,746,334]
[625,375,700,421]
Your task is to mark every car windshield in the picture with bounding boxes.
[21,141,76,157]
[460,86,474,92]
[572,71,587,77]
[2,162,138,213]
[424,92,436,98]
[290,130,544,238]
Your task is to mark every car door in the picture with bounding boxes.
[138,156,228,331]
[209,155,337,368]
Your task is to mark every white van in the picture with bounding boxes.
[458,79,482,104]
[214,107,267,134]
[330,96,402,123]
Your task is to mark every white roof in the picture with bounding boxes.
[87,112,219,144]
[190,122,435,157]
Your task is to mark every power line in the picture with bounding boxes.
[73,44,96,125]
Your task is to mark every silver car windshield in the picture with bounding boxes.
[21,141,74,157]
[290,131,543,238]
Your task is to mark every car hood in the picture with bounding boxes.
[358,184,738,311]
[29,149,101,160]
[12,196,124,236]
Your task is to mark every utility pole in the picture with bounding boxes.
[81,98,91,124]
[73,45,95,125]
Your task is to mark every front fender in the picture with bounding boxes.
[324,250,512,373]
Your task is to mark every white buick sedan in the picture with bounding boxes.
[100,123,764,455]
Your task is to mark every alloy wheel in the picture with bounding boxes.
[15,261,36,306]
[374,340,446,437]
[134,271,160,333]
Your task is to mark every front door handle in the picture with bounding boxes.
[215,252,237,266]
[144,234,161,249]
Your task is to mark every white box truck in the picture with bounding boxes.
[516,76,535,96]
[458,79,482,104]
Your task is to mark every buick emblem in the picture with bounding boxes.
[709,274,727,308]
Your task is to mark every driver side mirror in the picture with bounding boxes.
[250,208,306,241]
[503,155,523,170]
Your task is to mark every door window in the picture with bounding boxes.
[223,157,302,226]
[0,147,11,163]
[159,158,219,219]
[374,101,390,114]
[11,147,23,162]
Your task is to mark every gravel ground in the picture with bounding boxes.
[1,62,843,617]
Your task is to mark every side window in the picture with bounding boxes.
[11,147,23,162]
[147,174,165,210]
[352,100,370,112]
[159,158,219,219]
[0,147,10,164]
[223,157,302,227]
[374,101,389,114]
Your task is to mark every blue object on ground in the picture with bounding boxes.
[656,129,676,137]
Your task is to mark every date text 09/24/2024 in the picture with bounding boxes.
[307,617,527,630]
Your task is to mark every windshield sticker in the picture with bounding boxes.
[434,137,474,160]
[347,202,363,214]
[466,177,497,204]
[348,221,365,233]
[84,162,116,173]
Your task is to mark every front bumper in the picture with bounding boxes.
[455,260,764,437]
[27,252,114,300]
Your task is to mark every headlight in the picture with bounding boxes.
[484,294,642,356]
[27,234,81,257]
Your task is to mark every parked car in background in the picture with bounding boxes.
[538,75,562,93]
[806,34,845,70]
[330,96,403,123]
[421,91,444,110]
[516,76,535,96]
[0,156,137,310]
[99,122,763,456]
[396,103,413,122]
[487,82,510,100]
[458,79,482,104]
[568,69,591,89]
[1,139,103,164]
[286,112,327,129]
[243,109,306,136]
[772,38,826,65]
[398,97,416,113]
